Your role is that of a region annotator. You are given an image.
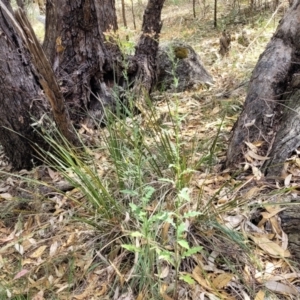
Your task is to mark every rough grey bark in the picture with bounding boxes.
[226,2,300,176]
[43,0,121,122]
[0,0,168,168]
[15,9,80,148]
[133,0,165,94]
[43,0,165,123]
[280,205,300,263]
[0,0,50,169]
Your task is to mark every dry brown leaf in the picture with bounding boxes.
[284,174,292,187]
[72,274,98,299]
[47,167,58,180]
[281,230,288,250]
[96,284,108,297]
[0,193,13,200]
[247,150,269,161]
[211,106,220,115]
[0,230,15,243]
[212,273,234,289]
[13,269,29,280]
[244,152,254,163]
[244,141,258,151]
[49,241,59,257]
[161,293,174,300]
[0,186,10,192]
[192,266,212,291]
[264,206,285,217]
[32,290,44,300]
[251,166,262,180]
[15,243,24,255]
[136,291,145,300]
[295,157,300,168]
[158,265,169,279]
[161,222,170,244]
[30,245,47,258]
[254,290,265,300]
[65,232,76,246]
[266,272,300,282]
[269,216,282,236]
[265,281,299,295]
[224,215,245,229]
[251,235,290,257]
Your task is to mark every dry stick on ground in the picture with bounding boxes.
[14,8,80,147]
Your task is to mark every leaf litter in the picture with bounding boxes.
[0,1,299,299]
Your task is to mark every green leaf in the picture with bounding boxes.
[121,189,139,196]
[129,202,138,212]
[179,274,195,285]
[182,246,203,258]
[156,250,174,264]
[178,188,190,201]
[183,211,201,218]
[158,178,175,184]
[121,244,141,253]
[177,239,189,249]
[130,231,144,237]
[143,186,155,200]
[177,222,186,237]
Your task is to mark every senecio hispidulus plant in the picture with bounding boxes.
[37,65,255,299]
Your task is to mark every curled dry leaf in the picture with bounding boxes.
[247,150,269,161]
[30,245,47,258]
[13,269,29,280]
[251,235,290,258]
[254,290,265,300]
[192,266,212,291]
[284,173,292,187]
[212,273,234,289]
[32,290,44,300]
[0,192,12,200]
[14,243,24,256]
[158,265,169,279]
[49,241,58,257]
[251,166,262,180]
[265,281,299,295]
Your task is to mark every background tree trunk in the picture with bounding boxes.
[43,0,164,123]
[133,0,165,94]
[43,0,121,122]
[0,0,50,169]
[0,0,166,168]
[15,8,80,148]
[226,1,300,176]
[214,0,217,28]
[121,0,127,27]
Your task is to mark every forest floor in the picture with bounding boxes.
[0,1,299,300]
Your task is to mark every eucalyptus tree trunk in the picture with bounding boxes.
[43,0,122,122]
[214,0,217,27]
[0,0,50,169]
[226,1,300,176]
[121,0,127,27]
[0,0,165,169]
[43,0,165,122]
